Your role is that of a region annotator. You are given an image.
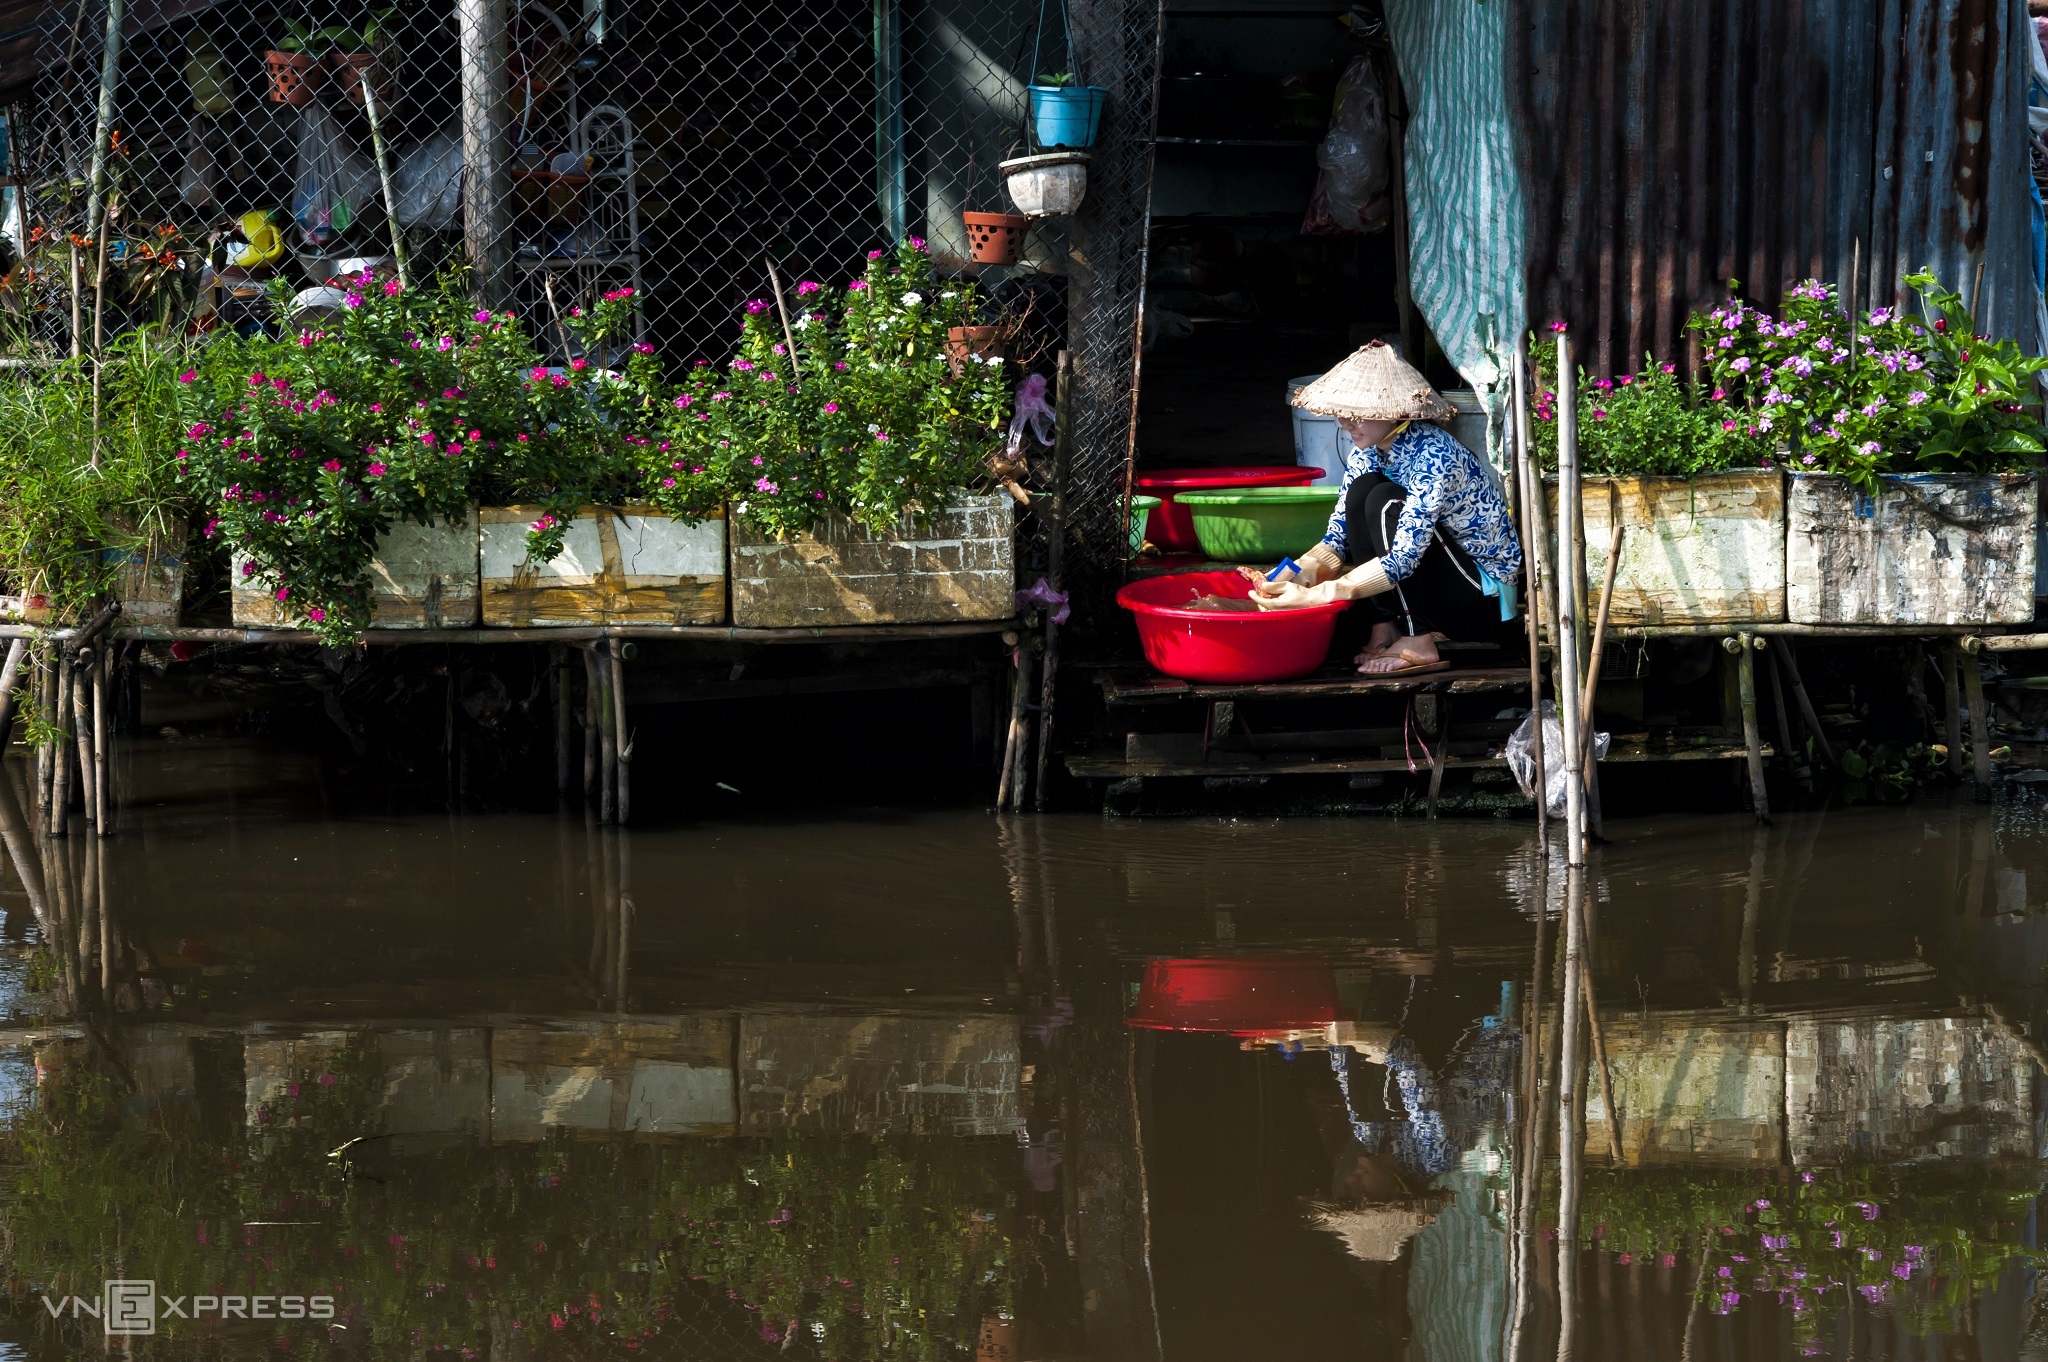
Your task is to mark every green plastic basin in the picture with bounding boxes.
[1128,494,1162,560]
[1174,487,1340,562]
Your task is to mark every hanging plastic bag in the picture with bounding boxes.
[1505,701,1610,819]
[1303,56,1390,236]
[391,129,464,230]
[293,105,380,246]
[1005,372,1056,462]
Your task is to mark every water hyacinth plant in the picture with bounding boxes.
[1691,270,2048,492]
[642,238,1013,537]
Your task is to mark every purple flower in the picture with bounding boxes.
[1731,356,1753,373]
[795,280,821,296]
[744,300,771,315]
[754,477,779,493]
[1907,390,1929,406]
[474,310,492,323]
[848,281,868,292]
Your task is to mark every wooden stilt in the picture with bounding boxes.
[50,656,73,835]
[610,639,632,825]
[70,647,95,826]
[1732,635,1769,822]
[92,647,109,835]
[95,836,111,997]
[1764,645,1800,776]
[1775,641,1835,769]
[1941,642,1966,779]
[1555,863,1588,1357]
[997,634,1032,811]
[1552,329,1589,867]
[581,645,601,806]
[1962,648,1994,795]
[597,641,618,825]
[1425,694,1452,817]
[1580,968,1623,1162]
[0,639,27,750]
[551,644,572,794]
[1033,350,1072,814]
[613,830,631,1009]
[1510,334,1551,847]
[34,652,54,825]
[1505,857,1549,1362]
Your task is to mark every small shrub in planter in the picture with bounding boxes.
[179,272,656,642]
[638,237,1013,540]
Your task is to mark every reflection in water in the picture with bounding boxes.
[0,742,2044,1357]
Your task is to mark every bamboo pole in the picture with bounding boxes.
[1729,634,1770,820]
[610,639,631,825]
[1774,640,1834,769]
[763,255,801,372]
[1510,335,1549,846]
[358,75,412,290]
[552,644,572,794]
[49,655,73,835]
[1581,968,1623,1163]
[1553,330,1588,867]
[997,633,1031,810]
[82,0,124,238]
[1941,643,1965,778]
[36,651,55,825]
[91,646,109,835]
[1555,863,1589,1360]
[96,835,111,997]
[613,831,631,1009]
[69,242,82,360]
[581,644,600,804]
[70,646,95,825]
[1962,648,1993,794]
[0,638,27,750]
[1764,646,1800,776]
[1505,859,1551,1362]
[1577,523,1624,772]
[597,641,617,825]
[1034,349,1072,813]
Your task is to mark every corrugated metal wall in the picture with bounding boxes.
[1514,0,2040,379]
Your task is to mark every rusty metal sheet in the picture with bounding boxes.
[1515,0,2039,377]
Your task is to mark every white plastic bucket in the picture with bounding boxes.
[1287,374,1351,484]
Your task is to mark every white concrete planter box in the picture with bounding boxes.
[1786,473,2037,625]
[1547,471,1786,624]
[479,505,726,627]
[729,492,1016,628]
[232,508,480,629]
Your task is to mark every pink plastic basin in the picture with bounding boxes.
[1135,465,1323,552]
[1117,569,1347,683]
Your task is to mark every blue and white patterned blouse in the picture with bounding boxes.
[1319,423,1523,583]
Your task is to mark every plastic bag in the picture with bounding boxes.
[1505,701,1610,819]
[293,104,380,246]
[1005,373,1055,462]
[1303,56,1390,236]
[392,129,464,230]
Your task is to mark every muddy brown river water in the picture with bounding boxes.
[0,739,2044,1359]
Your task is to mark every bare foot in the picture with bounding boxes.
[1353,621,1401,666]
[1357,634,1441,674]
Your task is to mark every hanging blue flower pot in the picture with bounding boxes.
[1029,85,1106,149]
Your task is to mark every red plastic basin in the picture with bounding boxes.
[1127,956,1345,1034]
[1117,569,1347,682]
[1135,465,1323,552]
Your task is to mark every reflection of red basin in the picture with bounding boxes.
[1135,465,1323,552]
[1127,956,1345,1034]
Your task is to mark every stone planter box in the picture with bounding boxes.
[729,492,1015,628]
[232,508,481,629]
[1786,473,2037,625]
[1546,471,1786,624]
[479,505,726,626]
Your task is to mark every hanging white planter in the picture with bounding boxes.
[1000,151,1090,218]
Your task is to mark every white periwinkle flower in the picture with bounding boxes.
[901,291,923,306]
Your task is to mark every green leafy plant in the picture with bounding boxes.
[178,270,657,642]
[1691,271,2048,492]
[1527,338,1772,477]
[271,18,317,52]
[642,238,1013,538]
[0,331,194,626]
[1035,71,1077,86]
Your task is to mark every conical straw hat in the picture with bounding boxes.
[1291,341,1454,421]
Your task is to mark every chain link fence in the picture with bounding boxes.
[0,0,1158,577]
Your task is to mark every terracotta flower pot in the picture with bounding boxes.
[963,211,1028,266]
[335,50,397,113]
[264,49,325,106]
[945,323,1011,377]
